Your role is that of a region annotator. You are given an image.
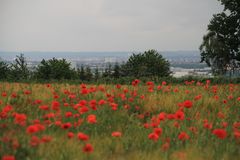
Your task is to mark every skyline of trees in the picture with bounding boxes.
[0,50,171,81]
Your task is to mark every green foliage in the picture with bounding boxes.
[35,58,76,80]
[121,50,171,78]
[94,67,100,81]
[102,63,113,78]
[112,63,121,78]
[200,0,240,75]
[0,59,10,80]
[78,66,86,81]
[9,54,30,80]
[77,66,93,81]
[85,66,93,81]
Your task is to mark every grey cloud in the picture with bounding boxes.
[0,0,223,51]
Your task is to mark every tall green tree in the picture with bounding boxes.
[0,59,10,80]
[112,63,121,78]
[102,63,113,78]
[94,67,100,81]
[200,0,240,75]
[121,50,171,78]
[85,66,93,81]
[10,54,30,80]
[78,66,86,81]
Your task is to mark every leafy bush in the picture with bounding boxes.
[34,58,77,80]
[121,50,171,78]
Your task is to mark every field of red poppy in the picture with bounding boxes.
[0,80,240,160]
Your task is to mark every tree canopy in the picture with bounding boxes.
[121,50,171,78]
[10,54,30,80]
[0,59,10,80]
[35,58,76,80]
[200,0,240,75]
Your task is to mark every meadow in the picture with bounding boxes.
[0,80,240,160]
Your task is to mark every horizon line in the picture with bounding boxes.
[0,49,200,53]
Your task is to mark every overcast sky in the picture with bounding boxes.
[0,0,223,52]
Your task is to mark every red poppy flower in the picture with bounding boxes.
[132,79,140,86]
[87,114,97,124]
[110,103,118,111]
[12,139,20,149]
[67,132,74,139]
[135,106,140,110]
[173,88,179,92]
[194,95,202,101]
[24,90,31,95]
[146,81,154,86]
[78,105,88,114]
[148,87,154,92]
[234,130,240,139]
[150,116,160,127]
[222,122,228,128]
[227,95,233,100]
[26,125,39,134]
[167,114,176,120]
[183,100,193,108]
[39,105,49,111]
[35,124,45,131]
[153,128,163,136]
[68,94,76,99]
[65,111,73,118]
[140,95,145,99]
[61,122,72,129]
[116,84,121,89]
[51,101,60,111]
[2,91,7,97]
[217,112,225,119]
[82,143,94,153]
[174,121,180,128]
[81,88,89,95]
[14,113,27,126]
[161,142,170,151]
[143,123,150,129]
[237,97,240,101]
[206,80,210,84]
[11,93,17,98]
[175,111,185,120]
[77,132,89,141]
[111,131,122,137]
[64,103,69,107]
[2,105,13,113]
[2,155,15,160]
[98,99,106,105]
[162,81,167,85]
[148,132,159,142]
[233,122,240,129]
[30,136,41,147]
[189,126,197,134]
[41,135,52,143]
[178,132,190,141]
[203,122,213,130]
[212,129,227,139]
[54,120,62,126]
